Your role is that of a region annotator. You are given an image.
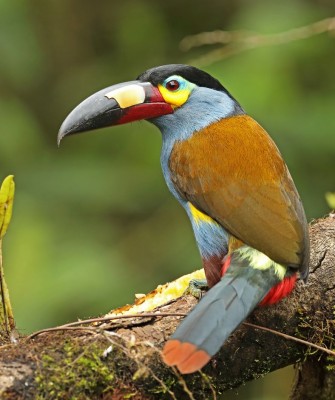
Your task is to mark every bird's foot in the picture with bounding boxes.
[184,279,208,299]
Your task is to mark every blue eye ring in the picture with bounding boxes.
[163,76,187,92]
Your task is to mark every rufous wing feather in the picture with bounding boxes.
[169,115,309,277]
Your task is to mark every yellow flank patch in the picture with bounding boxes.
[158,84,191,108]
[188,202,214,225]
[105,84,146,108]
[237,246,286,279]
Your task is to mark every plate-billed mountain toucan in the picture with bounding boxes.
[58,64,310,374]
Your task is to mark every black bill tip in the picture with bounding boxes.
[57,85,125,146]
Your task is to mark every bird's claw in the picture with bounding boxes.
[184,278,208,299]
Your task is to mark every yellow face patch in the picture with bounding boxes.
[157,75,195,108]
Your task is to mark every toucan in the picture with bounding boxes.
[58,64,310,374]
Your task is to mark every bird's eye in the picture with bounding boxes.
[165,79,180,91]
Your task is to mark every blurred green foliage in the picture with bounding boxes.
[0,0,334,397]
[1,0,334,333]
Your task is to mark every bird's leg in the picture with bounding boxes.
[185,252,234,299]
[184,278,208,299]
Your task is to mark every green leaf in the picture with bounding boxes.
[325,192,335,209]
[0,175,15,239]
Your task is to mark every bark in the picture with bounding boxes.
[0,214,334,400]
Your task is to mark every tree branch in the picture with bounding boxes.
[179,17,335,66]
[0,214,334,399]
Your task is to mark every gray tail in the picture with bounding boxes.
[162,252,281,373]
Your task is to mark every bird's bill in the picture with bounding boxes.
[58,81,173,144]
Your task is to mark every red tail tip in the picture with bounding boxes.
[162,340,211,374]
[162,340,182,366]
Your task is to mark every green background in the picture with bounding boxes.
[1,0,334,398]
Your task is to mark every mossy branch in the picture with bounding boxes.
[0,214,334,400]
